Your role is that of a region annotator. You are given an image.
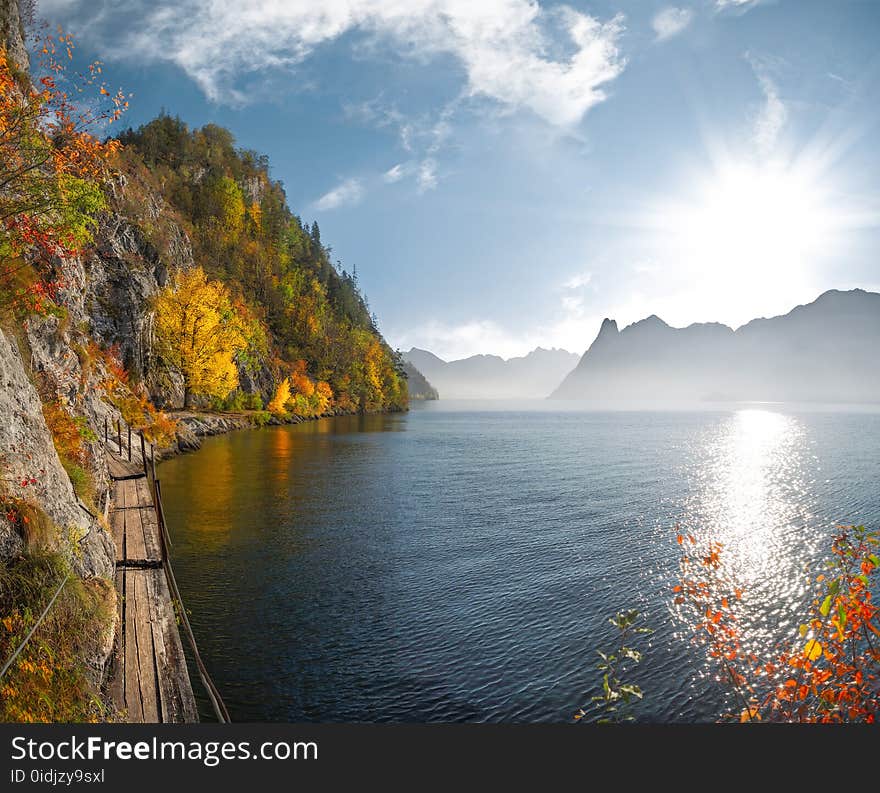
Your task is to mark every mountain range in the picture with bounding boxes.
[551,289,880,404]
[404,347,579,399]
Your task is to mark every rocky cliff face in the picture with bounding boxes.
[0,0,122,688]
[1,0,278,566]
[0,2,114,578]
[0,328,114,578]
[0,0,27,71]
[82,166,277,410]
[83,173,191,408]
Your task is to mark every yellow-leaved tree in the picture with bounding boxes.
[152,267,246,408]
[267,378,291,416]
[315,380,333,415]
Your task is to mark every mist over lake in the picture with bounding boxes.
[158,402,880,722]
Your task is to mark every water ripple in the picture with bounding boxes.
[158,404,880,722]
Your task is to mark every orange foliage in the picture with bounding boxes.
[41,401,90,466]
[315,380,333,414]
[267,378,291,416]
[286,359,333,416]
[0,559,110,723]
[0,33,128,313]
[290,360,315,399]
[92,342,129,385]
[675,525,880,723]
[90,343,177,445]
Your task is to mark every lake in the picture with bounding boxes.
[157,401,880,722]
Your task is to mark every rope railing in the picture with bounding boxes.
[1,414,230,721]
[153,497,230,723]
[0,478,100,680]
[0,572,70,682]
[0,433,114,682]
[107,413,230,723]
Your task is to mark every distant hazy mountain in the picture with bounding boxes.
[402,361,439,400]
[550,289,880,404]
[404,347,579,399]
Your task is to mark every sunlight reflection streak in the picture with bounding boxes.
[680,409,821,667]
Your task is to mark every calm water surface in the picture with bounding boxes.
[158,402,880,722]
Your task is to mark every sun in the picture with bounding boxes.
[639,154,844,324]
[675,160,830,276]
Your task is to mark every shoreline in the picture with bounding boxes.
[158,406,408,461]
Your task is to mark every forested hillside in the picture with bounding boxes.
[402,360,439,400]
[115,115,408,415]
[0,6,408,723]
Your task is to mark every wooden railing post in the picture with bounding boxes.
[116,420,122,455]
[127,425,132,461]
[139,431,147,477]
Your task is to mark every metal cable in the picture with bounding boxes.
[152,473,230,722]
[0,572,70,681]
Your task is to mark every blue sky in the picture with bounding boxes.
[39,0,880,359]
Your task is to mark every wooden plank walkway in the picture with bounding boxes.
[106,453,198,723]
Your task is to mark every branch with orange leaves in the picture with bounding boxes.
[0,30,129,314]
[673,525,880,723]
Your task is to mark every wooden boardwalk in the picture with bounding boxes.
[106,453,198,723]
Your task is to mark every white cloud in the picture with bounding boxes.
[394,271,601,358]
[34,0,80,11]
[395,319,529,361]
[749,55,787,156]
[826,71,855,95]
[380,159,438,192]
[562,271,593,290]
[350,99,454,191]
[652,7,693,41]
[715,0,761,10]
[417,159,438,192]
[393,307,604,360]
[313,178,364,211]
[53,0,626,128]
[557,271,593,323]
[383,164,406,183]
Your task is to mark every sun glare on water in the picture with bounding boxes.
[712,409,800,554]
[676,408,821,671]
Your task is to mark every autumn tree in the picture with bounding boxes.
[267,377,291,416]
[152,267,247,408]
[0,32,127,313]
[283,359,334,417]
[210,175,245,238]
[314,380,333,415]
[115,116,410,415]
